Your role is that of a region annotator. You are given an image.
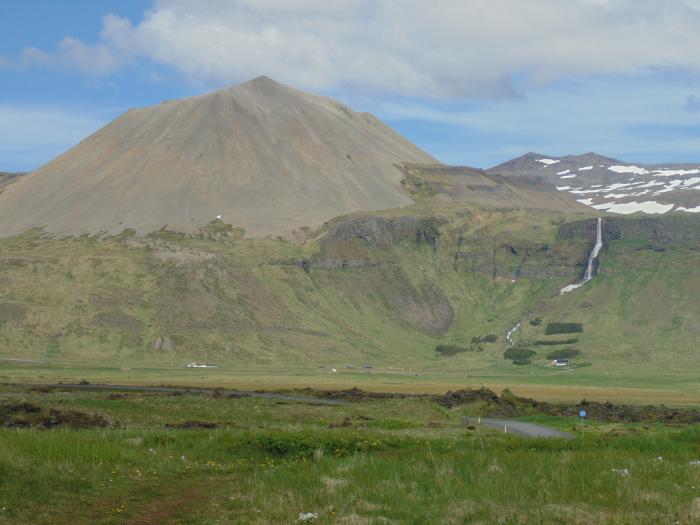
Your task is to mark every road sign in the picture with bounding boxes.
[579,410,587,418]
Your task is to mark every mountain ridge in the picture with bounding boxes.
[489,152,700,215]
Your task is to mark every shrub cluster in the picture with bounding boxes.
[503,347,536,365]
[545,322,584,335]
[545,348,581,360]
[436,342,489,356]
[472,334,498,344]
[435,344,468,356]
[534,338,579,346]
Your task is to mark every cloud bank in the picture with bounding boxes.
[21,0,700,98]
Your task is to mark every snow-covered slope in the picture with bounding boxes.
[489,152,700,215]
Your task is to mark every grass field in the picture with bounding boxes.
[2,384,700,524]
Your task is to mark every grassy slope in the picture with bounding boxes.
[0,197,698,392]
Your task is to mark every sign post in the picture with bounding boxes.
[579,409,587,437]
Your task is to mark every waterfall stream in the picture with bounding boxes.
[505,218,602,347]
[505,320,522,348]
[560,217,603,295]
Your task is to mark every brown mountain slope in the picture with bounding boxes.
[0,172,27,191]
[0,76,436,238]
[401,164,592,212]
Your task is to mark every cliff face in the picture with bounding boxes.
[559,216,700,243]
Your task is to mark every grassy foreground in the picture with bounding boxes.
[2,384,700,524]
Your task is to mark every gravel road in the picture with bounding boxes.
[476,417,575,439]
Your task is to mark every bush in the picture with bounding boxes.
[545,322,583,335]
[534,338,579,346]
[529,317,543,326]
[435,344,468,356]
[504,348,536,362]
[546,348,581,360]
[471,334,498,344]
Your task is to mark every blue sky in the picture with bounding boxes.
[1,0,700,171]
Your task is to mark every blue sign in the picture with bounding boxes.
[579,410,587,418]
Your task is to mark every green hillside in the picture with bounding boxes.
[1,183,698,391]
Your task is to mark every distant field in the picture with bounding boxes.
[2,384,700,524]
[3,360,700,406]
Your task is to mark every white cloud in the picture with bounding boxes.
[20,0,700,98]
[20,47,51,69]
[20,38,124,76]
[374,75,700,166]
[0,104,114,171]
[54,37,124,75]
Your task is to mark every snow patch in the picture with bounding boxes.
[604,193,630,199]
[556,169,571,175]
[578,166,594,171]
[635,181,665,189]
[603,201,674,214]
[556,186,571,190]
[653,169,700,177]
[601,183,635,192]
[560,174,577,179]
[576,198,594,205]
[677,205,700,213]
[537,158,560,165]
[592,202,615,210]
[608,165,649,175]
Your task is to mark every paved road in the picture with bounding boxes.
[16,383,349,406]
[474,417,575,439]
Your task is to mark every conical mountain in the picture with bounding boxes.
[0,76,436,237]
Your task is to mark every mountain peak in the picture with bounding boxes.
[0,76,436,238]
[229,75,288,93]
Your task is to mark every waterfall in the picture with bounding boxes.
[560,217,603,295]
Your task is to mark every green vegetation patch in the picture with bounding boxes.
[472,334,498,344]
[534,338,579,346]
[436,343,488,356]
[545,322,584,335]
[435,344,469,356]
[504,347,536,365]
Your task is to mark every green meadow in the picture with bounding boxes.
[3,385,700,524]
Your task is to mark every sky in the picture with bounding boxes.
[1,0,700,172]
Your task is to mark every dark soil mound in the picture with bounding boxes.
[436,387,700,424]
[1,402,111,429]
[164,421,219,429]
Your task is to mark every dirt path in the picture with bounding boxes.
[126,481,209,525]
